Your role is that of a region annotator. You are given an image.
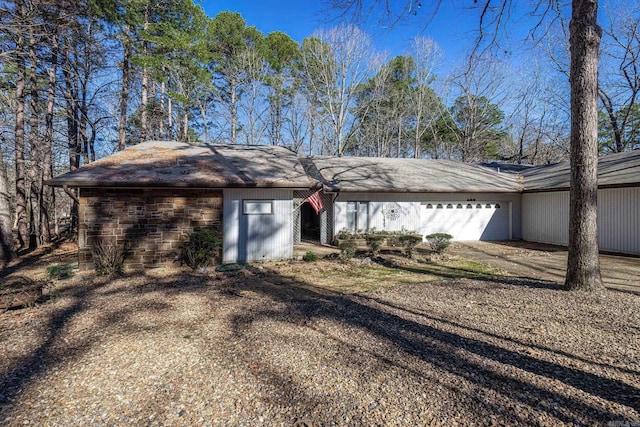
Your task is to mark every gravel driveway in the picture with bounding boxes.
[1,259,639,426]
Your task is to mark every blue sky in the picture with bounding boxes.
[201,1,532,76]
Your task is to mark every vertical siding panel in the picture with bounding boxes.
[223,188,293,263]
[524,188,640,255]
[522,192,569,246]
[598,187,640,254]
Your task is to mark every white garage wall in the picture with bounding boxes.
[522,191,570,246]
[333,192,522,239]
[522,187,640,254]
[223,189,293,263]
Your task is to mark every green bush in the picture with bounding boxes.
[365,233,385,255]
[302,251,317,262]
[46,263,75,280]
[398,234,423,258]
[425,233,453,254]
[182,229,222,270]
[338,239,357,260]
[92,239,125,276]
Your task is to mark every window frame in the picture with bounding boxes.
[346,201,370,232]
[243,199,274,215]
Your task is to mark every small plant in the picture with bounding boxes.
[46,263,75,280]
[338,239,357,260]
[92,239,126,276]
[182,228,221,270]
[365,233,385,256]
[302,251,317,262]
[336,229,353,240]
[425,233,453,254]
[399,234,423,258]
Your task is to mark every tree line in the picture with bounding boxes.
[0,0,639,265]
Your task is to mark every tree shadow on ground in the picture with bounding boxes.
[1,263,638,425]
[227,266,640,424]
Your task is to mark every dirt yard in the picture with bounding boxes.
[1,242,639,426]
[446,241,640,294]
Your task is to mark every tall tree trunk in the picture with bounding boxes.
[565,0,604,291]
[63,36,79,171]
[63,34,79,232]
[200,103,208,143]
[183,110,188,142]
[118,23,131,151]
[141,66,149,143]
[41,32,57,243]
[14,1,28,249]
[0,153,15,264]
[28,22,41,248]
[79,24,90,165]
[230,75,237,144]
[140,8,149,144]
[159,79,165,138]
[168,95,173,139]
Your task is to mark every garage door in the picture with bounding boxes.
[419,202,510,241]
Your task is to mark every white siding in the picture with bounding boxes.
[420,202,511,240]
[599,187,640,254]
[522,192,570,246]
[522,187,640,255]
[333,192,521,240]
[223,189,293,263]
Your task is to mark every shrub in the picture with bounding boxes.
[92,239,126,276]
[302,251,317,262]
[182,229,221,270]
[425,233,453,254]
[46,263,75,280]
[338,239,357,260]
[365,233,385,255]
[398,234,423,258]
[336,229,353,240]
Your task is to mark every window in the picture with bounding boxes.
[466,204,473,209]
[485,203,491,208]
[456,204,463,209]
[446,203,453,209]
[476,204,482,208]
[495,203,501,209]
[436,204,443,209]
[346,201,369,232]
[426,203,433,209]
[243,200,273,215]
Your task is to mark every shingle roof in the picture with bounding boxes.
[47,141,316,189]
[522,149,640,191]
[304,156,523,193]
[48,141,640,193]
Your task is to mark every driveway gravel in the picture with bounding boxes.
[1,258,639,426]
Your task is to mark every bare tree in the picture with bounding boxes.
[0,146,15,264]
[301,24,381,155]
[598,2,640,153]
[409,36,442,158]
[445,53,510,162]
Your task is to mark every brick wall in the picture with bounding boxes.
[78,188,223,271]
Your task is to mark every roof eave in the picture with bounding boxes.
[46,180,314,190]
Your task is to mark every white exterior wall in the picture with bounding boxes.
[223,189,293,263]
[333,192,522,240]
[522,187,640,255]
[522,192,570,246]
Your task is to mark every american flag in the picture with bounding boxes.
[306,190,324,214]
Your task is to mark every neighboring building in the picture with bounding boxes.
[48,140,640,270]
[520,150,640,255]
